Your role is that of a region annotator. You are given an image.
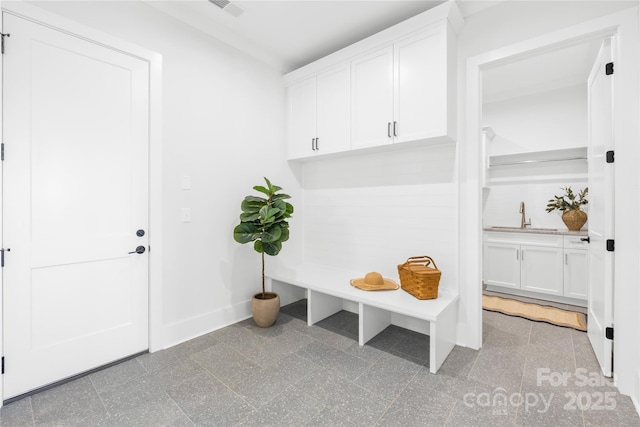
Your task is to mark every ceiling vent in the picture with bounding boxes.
[208,0,244,18]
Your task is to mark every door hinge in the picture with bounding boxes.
[605,62,614,75]
[605,327,614,340]
[0,33,9,54]
[606,150,614,163]
[606,239,615,252]
[0,248,10,267]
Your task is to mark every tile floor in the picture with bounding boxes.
[0,299,638,426]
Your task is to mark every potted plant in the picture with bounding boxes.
[233,177,294,327]
[545,186,588,231]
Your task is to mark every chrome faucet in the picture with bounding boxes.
[520,201,531,229]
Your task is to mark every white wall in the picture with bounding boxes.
[482,84,588,230]
[26,0,301,348]
[301,144,458,294]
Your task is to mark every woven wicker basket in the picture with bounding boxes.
[397,256,441,300]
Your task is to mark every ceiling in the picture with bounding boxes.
[482,39,603,103]
[144,0,500,73]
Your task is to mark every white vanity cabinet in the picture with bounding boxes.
[284,1,462,161]
[483,230,589,304]
[351,26,455,150]
[483,232,564,296]
[287,64,351,159]
[563,235,589,300]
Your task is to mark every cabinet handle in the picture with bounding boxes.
[565,253,568,265]
[316,137,319,151]
[387,122,392,138]
[311,138,315,151]
[393,121,398,137]
[516,250,519,261]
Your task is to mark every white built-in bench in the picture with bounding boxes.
[266,264,458,374]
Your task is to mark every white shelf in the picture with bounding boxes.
[489,147,587,167]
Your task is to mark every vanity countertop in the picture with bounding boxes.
[483,226,588,236]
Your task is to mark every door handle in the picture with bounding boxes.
[128,246,146,254]
[580,236,590,243]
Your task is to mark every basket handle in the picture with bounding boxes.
[405,256,438,270]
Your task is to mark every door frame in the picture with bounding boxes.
[463,7,638,401]
[0,2,164,405]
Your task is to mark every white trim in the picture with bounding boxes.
[464,7,639,403]
[0,1,164,403]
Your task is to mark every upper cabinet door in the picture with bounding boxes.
[316,64,351,156]
[394,28,448,144]
[351,46,394,150]
[287,77,317,159]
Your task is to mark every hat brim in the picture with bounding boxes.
[350,278,399,291]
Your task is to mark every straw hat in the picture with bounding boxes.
[350,272,399,291]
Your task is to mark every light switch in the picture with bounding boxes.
[181,175,191,190]
[181,208,191,223]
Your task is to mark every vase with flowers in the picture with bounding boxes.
[545,186,589,231]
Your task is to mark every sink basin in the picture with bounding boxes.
[486,226,558,232]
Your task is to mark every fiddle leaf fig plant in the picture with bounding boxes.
[233,177,293,297]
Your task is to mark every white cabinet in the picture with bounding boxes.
[563,236,589,300]
[483,231,589,302]
[483,242,520,289]
[520,245,564,296]
[483,234,564,296]
[351,26,455,150]
[351,47,393,149]
[287,64,350,159]
[284,1,462,161]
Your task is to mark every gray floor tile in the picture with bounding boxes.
[89,358,148,394]
[166,373,253,426]
[445,400,517,426]
[279,299,308,322]
[190,342,262,387]
[582,392,640,426]
[146,358,210,390]
[354,352,422,401]
[295,371,391,425]
[2,301,638,427]
[529,321,575,353]
[97,374,184,426]
[437,345,480,378]
[31,376,109,426]
[234,385,324,426]
[239,328,315,368]
[377,385,457,426]
[0,396,35,427]
[314,310,359,339]
[211,324,270,356]
[389,329,430,364]
[137,332,219,373]
[515,387,584,427]
[297,323,357,351]
[467,345,527,392]
[306,407,355,426]
[297,340,372,381]
[231,353,319,408]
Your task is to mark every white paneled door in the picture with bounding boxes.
[2,13,149,398]
[587,38,614,377]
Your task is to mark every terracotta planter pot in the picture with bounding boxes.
[562,209,587,231]
[251,292,280,328]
